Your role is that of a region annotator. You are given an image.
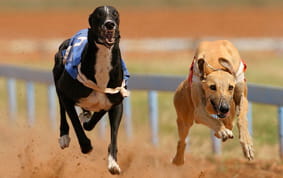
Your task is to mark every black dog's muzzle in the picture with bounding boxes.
[103,20,117,30]
[97,20,119,48]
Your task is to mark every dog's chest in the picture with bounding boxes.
[77,45,113,111]
[94,46,113,89]
[78,91,112,111]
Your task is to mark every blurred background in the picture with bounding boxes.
[0,1,283,177]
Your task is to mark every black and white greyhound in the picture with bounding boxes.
[52,6,129,174]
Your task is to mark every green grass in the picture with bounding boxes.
[0,78,51,126]
[244,52,283,87]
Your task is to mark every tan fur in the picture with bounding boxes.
[77,91,112,112]
[77,44,113,111]
[172,40,254,166]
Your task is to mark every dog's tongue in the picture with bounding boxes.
[106,37,114,44]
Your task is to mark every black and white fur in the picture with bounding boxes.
[52,6,125,174]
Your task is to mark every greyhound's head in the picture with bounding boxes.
[198,58,236,119]
[88,6,120,48]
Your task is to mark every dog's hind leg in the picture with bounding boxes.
[61,96,92,154]
[172,114,193,166]
[53,39,72,149]
[83,110,107,131]
[57,93,70,149]
[237,96,254,160]
[107,103,123,174]
[172,81,194,165]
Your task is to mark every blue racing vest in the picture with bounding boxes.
[62,29,130,84]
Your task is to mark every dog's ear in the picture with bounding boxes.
[88,12,95,28]
[197,58,206,81]
[219,58,235,76]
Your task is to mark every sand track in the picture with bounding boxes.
[0,120,282,178]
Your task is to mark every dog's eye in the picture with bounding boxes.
[112,11,118,18]
[209,85,216,91]
[97,11,104,18]
[228,85,234,90]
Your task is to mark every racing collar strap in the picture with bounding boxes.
[77,64,129,97]
[188,59,247,85]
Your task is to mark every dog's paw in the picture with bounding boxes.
[172,141,186,166]
[80,139,93,154]
[59,135,71,149]
[172,156,184,166]
[79,111,91,124]
[215,128,234,142]
[241,143,254,160]
[108,155,121,175]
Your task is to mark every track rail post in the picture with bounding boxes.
[48,85,57,129]
[211,131,222,155]
[7,79,17,119]
[148,91,158,146]
[279,106,283,159]
[123,96,132,139]
[26,82,35,126]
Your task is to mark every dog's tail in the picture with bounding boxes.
[56,39,70,65]
[53,39,70,81]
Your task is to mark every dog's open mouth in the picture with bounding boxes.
[210,112,229,120]
[104,30,115,45]
[98,29,116,48]
[217,113,228,119]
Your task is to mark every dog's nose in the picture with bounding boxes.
[219,104,229,114]
[104,21,116,30]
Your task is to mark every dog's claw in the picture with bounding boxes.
[242,143,254,160]
[59,135,71,149]
[215,128,234,142]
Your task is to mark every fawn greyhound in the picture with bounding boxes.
[172,40,254,165]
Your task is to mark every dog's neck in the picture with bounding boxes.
[94,43,113,89]
[80,30,123,92]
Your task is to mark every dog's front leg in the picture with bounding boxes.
[62,97,93,154]
[234,82,245,116]
[237,96,254,160]
[195,108,234,141]
[107,103,123,174]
